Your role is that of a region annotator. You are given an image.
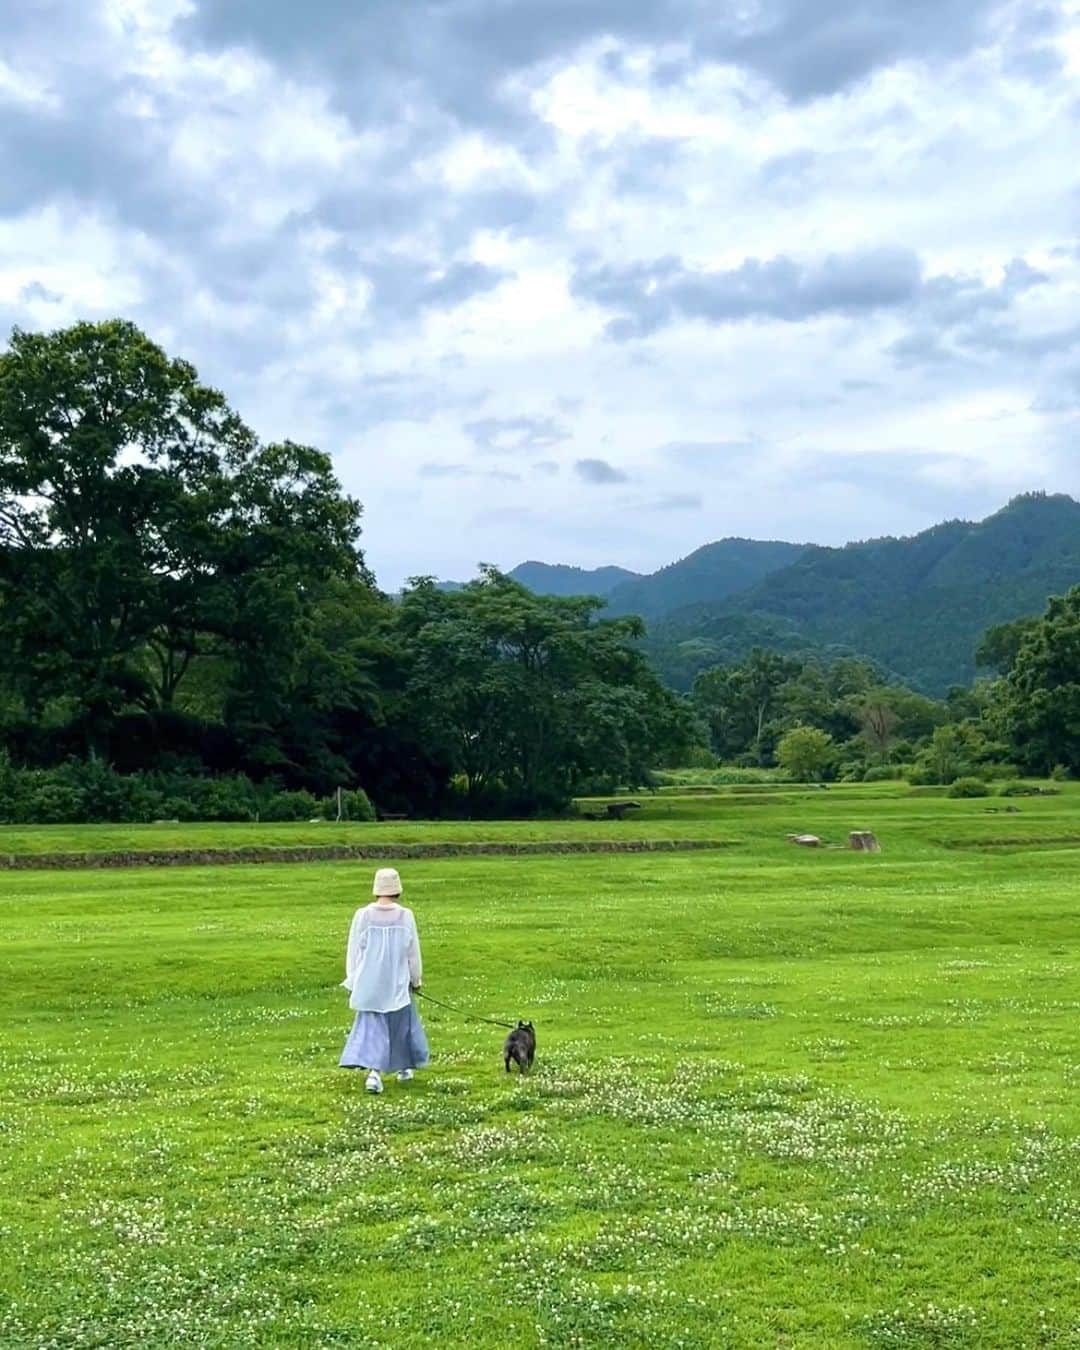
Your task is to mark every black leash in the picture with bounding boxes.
[414,988,516,1030]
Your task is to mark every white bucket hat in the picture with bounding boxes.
[372,867,402,897]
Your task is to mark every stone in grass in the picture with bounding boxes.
[849,830,881,852]
[787,833,823,847]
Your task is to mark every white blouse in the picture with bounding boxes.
[341,903,422,1013]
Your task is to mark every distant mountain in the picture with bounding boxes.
[658,494,1080,693]
[441,494,1080,694]
[509,561,640,597]
[602,537,804,621]
[604,538,807,620]
[438,562,639,597]
[444,542,802,608]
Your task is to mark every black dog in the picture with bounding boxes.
[503,1021,536,1074]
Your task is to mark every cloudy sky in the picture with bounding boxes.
[2,0,1079,588]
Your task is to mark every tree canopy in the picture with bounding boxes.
[398,569,693,810]
[997,586,1080,774]
[0,320,695,815]
[1,319,1074,821]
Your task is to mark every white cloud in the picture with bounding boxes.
[1,0,1078,587]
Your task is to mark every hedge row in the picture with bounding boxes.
[0,755,375,824]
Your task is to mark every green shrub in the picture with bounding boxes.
[710,768,785,785]
[948,777,990,798]
[574,776,621,798]
[259,790,319,822]
[999,781,1060,798]
[0,759,381,825]
[979,762,1022,782]
[187,776,258,822]
[649,766,783,788]
[337,788,376,822]
[66,758,166,823]
[20,778,86,823]
[1051,764,1070,782]
[661,745,717,770]
[863,765,902,782]
[161,797,200,822]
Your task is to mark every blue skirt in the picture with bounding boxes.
[340,1001,429,1073]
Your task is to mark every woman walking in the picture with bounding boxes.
[339,867,429,1094]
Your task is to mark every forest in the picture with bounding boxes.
[1,320,1078,823]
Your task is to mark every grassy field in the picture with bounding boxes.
[0,781,1075,856]
[2,787,1080,1346]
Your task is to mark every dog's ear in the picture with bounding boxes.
[525,1021,534,1031]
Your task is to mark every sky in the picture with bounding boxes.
[1,0,1079,590]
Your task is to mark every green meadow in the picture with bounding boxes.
[2,787,1080,1347]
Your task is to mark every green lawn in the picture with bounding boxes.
[2,789,1080,1346]
[1,782,1076,856]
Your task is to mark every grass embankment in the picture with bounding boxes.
[2,785,1080,1346]
[1,781,1076,858]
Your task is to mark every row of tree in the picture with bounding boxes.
[2,319,1078,819]
[689,591,1080,783]
[0,321,692,817]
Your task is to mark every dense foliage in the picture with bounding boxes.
[775,724,835,781]
[997,585,1080,774]
[618,496,1080,694]
[0,752,375,825]
[3,320,1077,821]
[0,321,688,820]
[689,648,951,778]
[684,579,1080,786]
[761,496,1079,692]
[398,570,694,810]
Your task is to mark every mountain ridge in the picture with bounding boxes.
[510,561,640,597]
[604,538,808,620]
[454,493,1080,694]
[659,493,1080,692]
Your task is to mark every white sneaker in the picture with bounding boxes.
[365,1071,383,1095]
[397,1069,414,1083]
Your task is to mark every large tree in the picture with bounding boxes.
[0,320,368,763]
[0,320,244,736]
[776,724,834,781]
[397,570,691,811]
[693,648,802,763]
[998,586,1080,773]
[853,684,946,761]
[976,616,1040,677]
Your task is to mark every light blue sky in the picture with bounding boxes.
[2,0,1078,587]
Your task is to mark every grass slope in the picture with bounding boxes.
[0,783,1076,856]
[3,788,1080,1346]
